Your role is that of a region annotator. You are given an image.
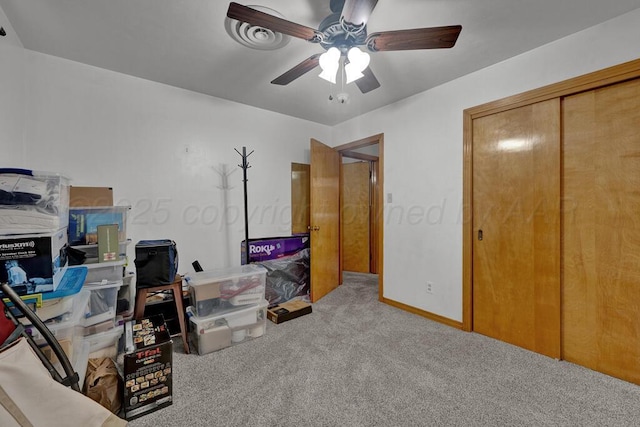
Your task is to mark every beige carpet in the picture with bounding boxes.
[129,271,640,426]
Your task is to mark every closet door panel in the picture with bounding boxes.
[563,78,640,384]
[472,99,561,358]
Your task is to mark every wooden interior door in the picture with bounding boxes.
[472,99,561,358]
[310,139,341,302]
[342,161,370,273]
[562,78,640,384]
[370,160,379,274]
[291,163,310,234]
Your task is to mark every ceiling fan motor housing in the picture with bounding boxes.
[319,12,367,52]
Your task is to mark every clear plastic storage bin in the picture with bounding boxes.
[187,299,268,355]
[41,329,91,387]
[25,290,91,346]
[0,168,70,234]
[116,272,136,320]
[185,264,266,317]
[70,256,126,284]
[71,239,131,263]
[68,205,130,245]
[84,324,124,358]
[82,280,122,327]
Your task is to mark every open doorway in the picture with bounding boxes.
[291,133,384,301]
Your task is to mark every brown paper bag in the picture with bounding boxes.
[84,358,123,414]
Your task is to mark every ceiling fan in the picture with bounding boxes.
[226,0,462,93]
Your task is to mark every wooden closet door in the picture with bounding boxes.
[563,78,640,384]
[473,99,561,358]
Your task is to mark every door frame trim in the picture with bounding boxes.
[334,133,384,301]
[462,57,640,332]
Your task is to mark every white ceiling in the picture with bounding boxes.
[2,0,640,126]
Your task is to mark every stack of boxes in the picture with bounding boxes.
[0,169,92,383]
[185,264,268,355]
[0,169,70,292]
[67,198,132,360]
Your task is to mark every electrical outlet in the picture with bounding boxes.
[426,281,434,294]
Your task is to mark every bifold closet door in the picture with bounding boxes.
[562,78,640,384]
[472,99,561,358]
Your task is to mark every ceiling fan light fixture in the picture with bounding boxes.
[229,2,461,93]
[318,47,341,84]
[345,47,370,83]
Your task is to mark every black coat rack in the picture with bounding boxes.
[235,146,254,264]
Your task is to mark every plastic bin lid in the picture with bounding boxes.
[185,264,266,287]
[77,256,127,269]
[187,298,268,324]
[43,266,87,301]
[83,279,123,291]
[69,205,131,212]
[0,168,69,179]
[0,267,87,307]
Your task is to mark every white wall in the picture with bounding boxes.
[332,9,640,322]
[0,8,25,164]
[8,50,329,272]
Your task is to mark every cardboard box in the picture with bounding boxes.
[241,234,309,264]
[267,300,312,324]
[123,315,172,421]
[0,228,68,296]
[69,186,113,207]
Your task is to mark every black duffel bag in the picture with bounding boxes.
[134,240,178,288]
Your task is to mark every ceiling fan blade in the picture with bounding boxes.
[366,25,462,51]
[355,67,380,94]
[227,2,322,42]
[271,54,323,85]
[340,0,379,29]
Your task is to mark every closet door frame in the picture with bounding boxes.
[462,58,640,332]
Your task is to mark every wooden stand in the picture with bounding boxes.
[134,275,190,354]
